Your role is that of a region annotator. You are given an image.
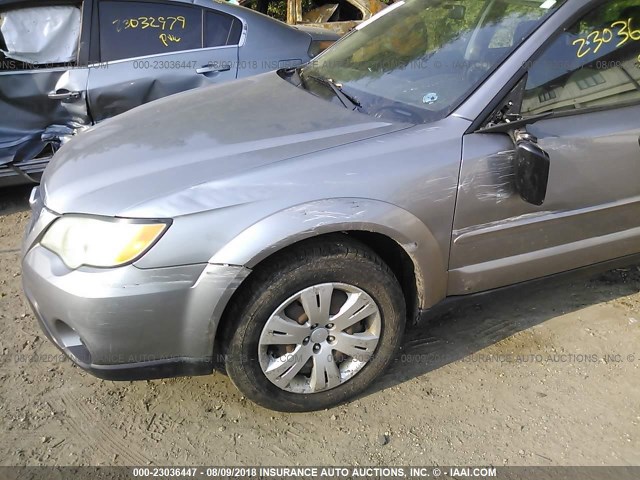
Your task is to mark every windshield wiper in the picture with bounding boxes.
[301,72,362,111]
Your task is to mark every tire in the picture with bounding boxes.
[224,235,406,412]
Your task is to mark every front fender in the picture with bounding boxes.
[209,198,447,308]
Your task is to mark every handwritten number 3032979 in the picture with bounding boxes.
[112,16,187,33]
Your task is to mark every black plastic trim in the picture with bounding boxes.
[83,357,214,381]
[419,252,640,324]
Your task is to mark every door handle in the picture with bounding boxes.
[48,90,82,101]
[195,65,232,75]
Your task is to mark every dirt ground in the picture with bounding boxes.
[1,184,638,468]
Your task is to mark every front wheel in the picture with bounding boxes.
[224,237,406,412]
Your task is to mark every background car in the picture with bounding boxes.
[239,0,387,34]
[0,0,338,187]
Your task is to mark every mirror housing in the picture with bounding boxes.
[513,131,550,206]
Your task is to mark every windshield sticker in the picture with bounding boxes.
[422,93,439,105]
[572,17,640,59]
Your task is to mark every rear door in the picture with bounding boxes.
[449,0,640,295]
[0,0,92,166]
[87,0,243,123]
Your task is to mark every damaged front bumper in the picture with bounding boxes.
[21,199,251,380]
[22,246,250,380]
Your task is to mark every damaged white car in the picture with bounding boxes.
[0,0,337,186]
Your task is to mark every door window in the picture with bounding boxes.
[205,11,242,47]
[522,1,640,115]
[0,5,82,69]
[99,1,203,62]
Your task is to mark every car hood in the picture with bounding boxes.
[42,72,407,217]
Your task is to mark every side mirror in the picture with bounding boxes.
[513,130,550,206]
[445,5,466,20]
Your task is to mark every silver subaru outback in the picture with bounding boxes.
[21,0,640,412]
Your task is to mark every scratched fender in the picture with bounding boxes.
[209,198,447,310]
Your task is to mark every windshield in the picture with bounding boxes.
[299,0,566,123]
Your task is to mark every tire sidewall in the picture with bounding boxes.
[226,254,406,412]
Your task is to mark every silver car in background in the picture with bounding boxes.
[21,0,640,411]
[0,0,337,186]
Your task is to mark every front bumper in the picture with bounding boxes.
[22,239,250,381]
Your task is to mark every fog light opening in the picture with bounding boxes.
[54,320,92,365]
[54,320,82,348]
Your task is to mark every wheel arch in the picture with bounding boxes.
[210,198,448,349]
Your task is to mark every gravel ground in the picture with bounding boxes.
[1,184,639,467]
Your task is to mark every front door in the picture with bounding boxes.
[449,0,640,295]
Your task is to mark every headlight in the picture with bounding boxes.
[41,216,170,269]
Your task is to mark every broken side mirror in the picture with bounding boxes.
[513,129,550,206]
[478,74,550,206]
